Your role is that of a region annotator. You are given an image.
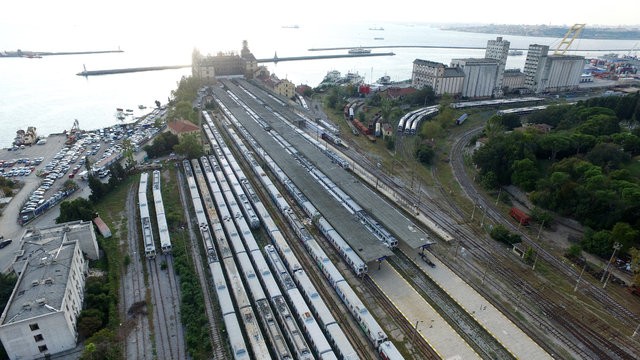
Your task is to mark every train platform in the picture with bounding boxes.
[399,242,554,360]
[370,261,481,359]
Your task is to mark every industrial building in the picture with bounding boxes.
[523,44,585,93]
[503,69,526,92]
[450,58,500,99]
[411,59,464,95]
[485,37,510,97]
[0,221,99,360]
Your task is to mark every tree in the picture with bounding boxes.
[122,138,136,169]
[57,198,95,223]
[586,143,630,170]
[88,175,107,202]
[77,309,104,339]
[415,144,435,165]
[173,133,204,159]
[511,158,539,192]
[498,113,521,130]
[611,222,639,252]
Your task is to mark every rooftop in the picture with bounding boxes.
[1,241,76,325]
[168,119,200,134]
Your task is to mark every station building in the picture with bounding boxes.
[0,221,99,360]
[192,40,258,81]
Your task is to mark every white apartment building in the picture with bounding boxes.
[0,221,98,360]
[411,59,464,95]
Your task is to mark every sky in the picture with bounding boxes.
[2,0,639,29]
[1,0,638,50]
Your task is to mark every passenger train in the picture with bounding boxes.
[207,103,405,359]
[138,172,156,258]
[151,170,172,253]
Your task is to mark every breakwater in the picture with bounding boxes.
[257,52,395,63]
[1,49,124,58]
[77,65,191,76]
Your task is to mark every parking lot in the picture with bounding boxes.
[0,109,166,271]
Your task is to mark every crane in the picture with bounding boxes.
[553,23,586,55]
[65,119,80,145]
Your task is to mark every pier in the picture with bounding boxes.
[257,52,395,63]
[1,49,124,58]
[76,52,395,76]
[76,65,191,77]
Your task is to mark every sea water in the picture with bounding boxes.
[0,21,635,148]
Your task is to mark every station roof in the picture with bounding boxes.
[214,85,393,263]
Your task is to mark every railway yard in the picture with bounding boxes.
[188,78,640,359]
[12,75,637,359]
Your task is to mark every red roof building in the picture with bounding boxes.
[167,119,201,138]
[93,216,112,238]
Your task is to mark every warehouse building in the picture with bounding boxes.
[411,59,464,96]
[0,221,99,360]
[450,58,500,99]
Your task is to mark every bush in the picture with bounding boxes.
[490,224,522,245]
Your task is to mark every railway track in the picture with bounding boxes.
[176,169,226,360]
[390,251,515,360]
[447,127,640,357]
[339,123,640,358]
[123,185,151,360]
[148,258,177,359]
[362,275,440,359]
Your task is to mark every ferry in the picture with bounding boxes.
[348,48,372,54]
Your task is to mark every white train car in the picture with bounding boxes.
[152,170,172,253]
[185,160,249,360]
[138,172,156,259]
[379,341,404,360]
[265,245,336,359]
[191,159,271,360]
[293,269,358,360]
[215,92,403,357]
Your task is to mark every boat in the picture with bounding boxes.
[348,48,372,54]
[126,109,133,113]
[282,25,299,29]
[138,105,147,110]
[377,75,391,85]
[116,112,125,120]
[369,26,384,31]
[116,108,124,112]
[374,37,384,40]
[508,50,523,56]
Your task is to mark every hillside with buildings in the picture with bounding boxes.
[442,24,640,40]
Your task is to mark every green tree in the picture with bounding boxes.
[511,158,539,191]
[611,222,639,252]
[415,144,435,165]
[57,198,95,223]
[174,133,204,159]
[586,143,630,170]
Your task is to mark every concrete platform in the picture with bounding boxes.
[370,261,481,360]
[399,242,553,360]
